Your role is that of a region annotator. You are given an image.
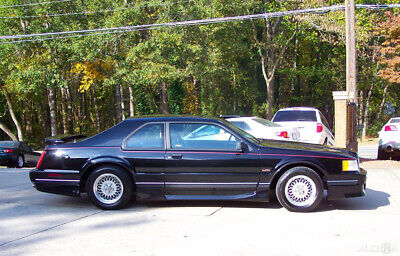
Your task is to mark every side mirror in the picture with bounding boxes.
[236,141,247,152]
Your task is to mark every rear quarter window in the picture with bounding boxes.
[230,121,251,131]
[272,110,317,122]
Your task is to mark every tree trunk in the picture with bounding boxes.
[65,86,73,134]
[0,121,17,141]
[39,99,50,137]
[115,85,123,122]
[3,90,23,141]
[160,81,170,114]
[47,86,58,136]
[377,83,389,120]
[61,88,68,134]
[91,88,100,132]
[362,84,373,140]
[120,84,125,120]
[129,86,135,117]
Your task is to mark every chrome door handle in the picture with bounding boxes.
[168,154,182,159]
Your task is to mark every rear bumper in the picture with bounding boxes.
[0,154,16,165]
[327,169,367,200]
[381,142,400,152]
[29,169,81,197]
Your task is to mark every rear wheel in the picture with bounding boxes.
[276,167,324,212]
[377,147,388,160]
[86,165,133,210]
[15,155,24,168]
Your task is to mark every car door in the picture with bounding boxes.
[19,142,33,164]
[165,122,260,199]
[122,122,166,199]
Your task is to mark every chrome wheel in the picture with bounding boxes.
[284,175,317,207]
[17,156,24,168]
[93,173,124,205]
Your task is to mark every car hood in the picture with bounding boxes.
[257,139,357,159]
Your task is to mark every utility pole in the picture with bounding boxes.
[332,0,358,151]
[346,0,357,102]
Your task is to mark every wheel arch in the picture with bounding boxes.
[80,156,136,192]
[270,160,327,191]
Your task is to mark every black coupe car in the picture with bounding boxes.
[0,141,41,168]
[30,116,366,212]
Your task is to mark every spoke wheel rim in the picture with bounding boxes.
[18,156,23,168]
[93,173,124,205]
[284,175,317,207]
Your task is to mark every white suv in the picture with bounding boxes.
[378,117,400,160]
[272,107,335,146]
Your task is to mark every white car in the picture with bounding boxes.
[378,117,400,160]
[271,107,334,146]
[226,117,300,142]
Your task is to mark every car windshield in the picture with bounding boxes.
[253,118,280,127]
[0,141,16,147]
[221,120,261,144]
[273,110,317,122]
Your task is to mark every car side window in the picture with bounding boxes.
[125,123,165,149]
[230,121,251,132]
[169,123,238,150]
[319,112,331,130]
[21,143,32,152]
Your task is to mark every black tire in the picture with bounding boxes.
[86,165,133,210]
[16,155,24,168]
[276,166,324,212]
[377,147,388,160]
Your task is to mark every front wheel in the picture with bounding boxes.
[86,165,133,210]
[276,167,324,212]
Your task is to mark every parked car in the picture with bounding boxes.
[226,116,300,142]
[378,117,400,160]
[30,116,366,212]
[272,107,335,146]
[0,141,41,168]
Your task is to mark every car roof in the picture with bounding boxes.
[276,107,317,111]
[0,141,19,146]
[226,117,257,121]
[125,115,226,123]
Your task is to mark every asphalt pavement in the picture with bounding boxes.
[358,143,378,159]
[0,165,399,256]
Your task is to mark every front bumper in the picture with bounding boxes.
[326,168,367,200]
[29,169,81,197]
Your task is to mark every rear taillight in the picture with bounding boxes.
[36,150,47,169]
[385,125,398,131]
[276,131,289,138]
[3,149,13,153]
[316,123,323,133]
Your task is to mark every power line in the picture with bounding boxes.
[0,0,72,9]
[1,4,400,44]
[0,0,192,19]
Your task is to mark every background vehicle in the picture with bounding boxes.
[0,141,40,168]
[272,107,334,146]
[226,117,300,142]
[378,117,400,160]
[30,116,366,212]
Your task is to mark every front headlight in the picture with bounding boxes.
[342,160,359,172]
